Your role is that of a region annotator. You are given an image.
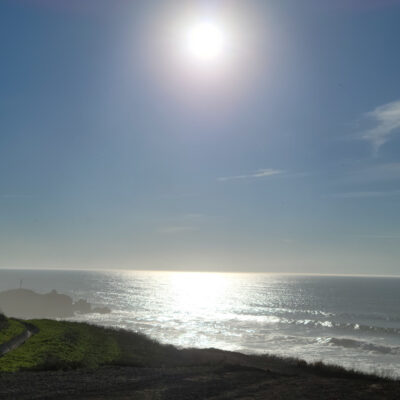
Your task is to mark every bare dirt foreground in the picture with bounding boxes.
[1,352,399,400]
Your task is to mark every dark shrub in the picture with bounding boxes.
[31,355,85,371]
[0,313,8,330]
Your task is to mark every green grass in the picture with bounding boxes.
[0,317,187,373]
[107,328,184,367]
[0,318,219,373]
[0,318,26,346]
[0,318,395,381]
[0,320,120,372]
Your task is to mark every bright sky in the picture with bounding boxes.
[1,0,400,275]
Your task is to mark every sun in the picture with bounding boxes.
[184,20,227,63]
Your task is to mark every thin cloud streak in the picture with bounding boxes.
[340,163,400,184]
[218,168,283,182]
[156,226,199,234]
[0,194,36,199]
[333,0,400,12]
[351,234,400,240]
[329,190,400,199]
[361,100,400,153]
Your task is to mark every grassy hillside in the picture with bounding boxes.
[0,318,192,373]
[1,317,399,400]
[0,318,234,373]
[0,320,120,372]
[0,318,397,383]
[0,315,25,346]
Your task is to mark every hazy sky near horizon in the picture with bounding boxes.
[1,0,400,274]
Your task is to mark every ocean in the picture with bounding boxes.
[1,269,399,377]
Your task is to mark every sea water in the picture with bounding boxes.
[0,269,399,377]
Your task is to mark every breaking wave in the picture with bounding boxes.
[320,337,400,355]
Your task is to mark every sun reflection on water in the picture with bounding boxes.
[53,270,400,377]
[167,272,232,314]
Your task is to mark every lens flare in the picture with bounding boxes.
[184,20,227,63]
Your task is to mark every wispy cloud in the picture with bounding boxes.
[334,0,400,12]
[329,190,400,199]
[351,234,400,240]
[156,226,199,234]
[156,214,207,235]
[182,213,205,220]
[361,100,400,153]
[218,168,284,182]
[0,194,35,199]
[343,162,400,183]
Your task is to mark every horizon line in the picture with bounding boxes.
[0,267,399,279]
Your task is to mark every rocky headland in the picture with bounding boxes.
[0,289,110,319]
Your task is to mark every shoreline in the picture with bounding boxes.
[0,319,399,399]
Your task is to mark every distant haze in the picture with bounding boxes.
[1,0,400,275]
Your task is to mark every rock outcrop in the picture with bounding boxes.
[0,289,111,319]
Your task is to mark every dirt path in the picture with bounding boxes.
[0,322,38,357]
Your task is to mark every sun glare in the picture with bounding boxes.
[146,3,262,102]
[169,272,231,312]
[184,20,227,63]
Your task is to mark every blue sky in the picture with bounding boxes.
[1,0,400,274]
